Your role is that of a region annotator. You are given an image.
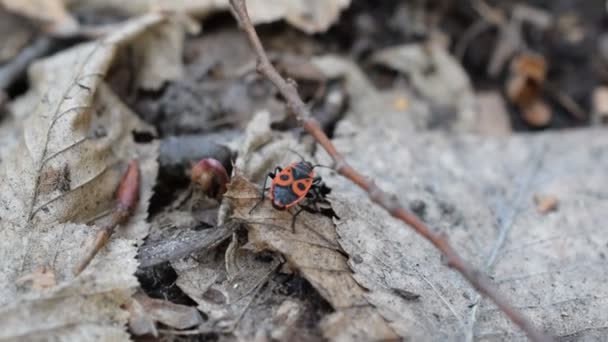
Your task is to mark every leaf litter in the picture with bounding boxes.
[312,59,608,339]
[1,1,607,341]
[218,111,398,341]
[0,14,163,340]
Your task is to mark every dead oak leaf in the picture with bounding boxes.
[223,175,398,341]
[0,14,161,341]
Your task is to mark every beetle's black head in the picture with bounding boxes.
[294,161,314,178]
[295,161,314,173]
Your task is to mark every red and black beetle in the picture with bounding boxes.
[250,157,333,229]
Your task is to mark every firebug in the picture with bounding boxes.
[250,154,333,229]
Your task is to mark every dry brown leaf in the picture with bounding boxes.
[506,53,551,127]
[0,14,161,340]
[69,0,351,33]
[224,175,399,341]
[314,97,608,339]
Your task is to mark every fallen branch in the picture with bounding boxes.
[229,1,552,341]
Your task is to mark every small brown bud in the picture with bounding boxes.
[191,158,229,200]
[116,160,140,213]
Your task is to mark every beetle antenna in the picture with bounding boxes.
[287,148,307,161]
[286,149,333,170]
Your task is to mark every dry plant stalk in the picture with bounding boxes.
[229,1,552,341]
[74,160,140,275]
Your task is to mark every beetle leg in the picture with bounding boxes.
[290,199,323,232]
[308,186,325,203]
[291,206,305,232]
[249,167,282,214]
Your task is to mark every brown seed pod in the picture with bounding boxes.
[116,160,140,215]
[191,158,230,200]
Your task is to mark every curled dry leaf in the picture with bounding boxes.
[0,14,161,341]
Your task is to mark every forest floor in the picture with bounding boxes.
[0,1,606,341]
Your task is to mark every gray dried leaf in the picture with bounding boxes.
[131,292,203,333]
[0,14,161,341]
[316,107,608,339]
[371,44,477,132]
[172,236,280,333]
[312,55,433,133]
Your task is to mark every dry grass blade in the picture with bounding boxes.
[228,0,552,341]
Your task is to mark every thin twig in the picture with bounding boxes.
[228,1,553,341]
[74,160,140,275]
